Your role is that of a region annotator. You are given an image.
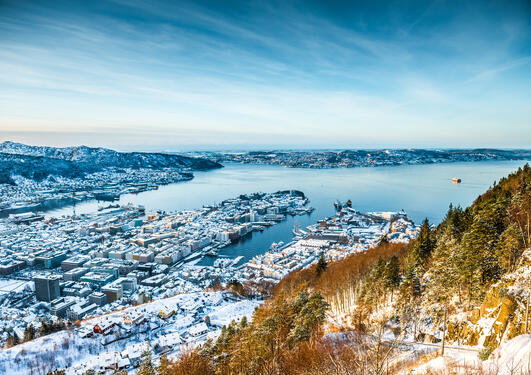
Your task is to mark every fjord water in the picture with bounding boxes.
[45,160,529,262]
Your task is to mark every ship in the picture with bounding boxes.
[93,191,120,201]
[9,202,40,210]
[9,212,45,224]
[292,223,307,237]
[452,177,462,184]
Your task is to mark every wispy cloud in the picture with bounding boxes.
[468,56,531,82]
[0,0,530,148]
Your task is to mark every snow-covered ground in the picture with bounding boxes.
[411,335,531,374]
[0,291,261,374]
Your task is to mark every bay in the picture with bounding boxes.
[44,160,530,263]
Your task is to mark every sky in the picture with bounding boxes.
[0,0,530,151]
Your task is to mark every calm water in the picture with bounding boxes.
[45,160,529,262]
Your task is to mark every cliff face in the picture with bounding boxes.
[452,248,531,349]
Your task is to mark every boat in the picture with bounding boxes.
[9,212,45,224]
[292,223,307,237]
[9,202,40,210]
[94,191,120,201]
[452,177,462,184]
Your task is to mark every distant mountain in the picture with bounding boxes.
[0,141,222,170]
[209,148,531,168]
[0,141,222,184]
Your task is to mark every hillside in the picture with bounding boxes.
[0,141,222,185]
[208,148,531,168]
[158,164,531,375]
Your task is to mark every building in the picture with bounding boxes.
[61,255,90,271]
[123,311,145,325]
[50,298,76,317]
[140,273,167,287]
[67,301,98,320]
[0,259,25,275]
[61,281,92,297]
[189,322,208,337]
[89,291,107,306]
[35,251,68,269]
[101,284,123,303]
[63,267,89,281]
[34,275,61,302]
[80,271,115,286]
[93,320,116,335]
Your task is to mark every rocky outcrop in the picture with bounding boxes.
[453,249,531,349]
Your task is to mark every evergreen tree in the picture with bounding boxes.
[428,227,460,304]
[443,204,468,238]
[24,325,36,342]
[316,253,327,277]
[157,355,171,375]
[496,223,523,272]
[137,347,156,375]
[287,292,329,347]
[384,256,401,291]
[399,265,421,306]
[378,234,389,246]
[412,218,435,267]
[456,216,498,302]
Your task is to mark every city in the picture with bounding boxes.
[0,189,418,373]
[1,0,530,373]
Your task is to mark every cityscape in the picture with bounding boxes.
[1,0,530,374]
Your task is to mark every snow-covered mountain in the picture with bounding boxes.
[0,141,222,170]
[0,141,222,184]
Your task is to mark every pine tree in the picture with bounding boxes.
[378,234,389,245]
[428,227,460,304]
[496,223,523,272]
[316,253,327,277]
[157,355,171,375]
[411,218,435,267]
[457,216,497,302]
[443,204,468,238]
[399,265,421,306]
[137,347,156,375]
[287,292,329,347]
[24,324,36,342]
[384,256,401,291]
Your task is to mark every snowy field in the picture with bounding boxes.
[0,279,32,295]
[0,291,261,374]
[412,334,531,375]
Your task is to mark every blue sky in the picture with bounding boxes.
[0,0,530,151]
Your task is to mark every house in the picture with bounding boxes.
[93,319,116,335]
[77,327,93,338]
[156,331,182,350]
[88,352,129,372]
[189,322,208,337]
[121,342,150,367]
[123,311,146,325]
[157,306,175,320]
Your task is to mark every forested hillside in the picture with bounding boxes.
[0,141,221,184]
[139,164,531,375]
